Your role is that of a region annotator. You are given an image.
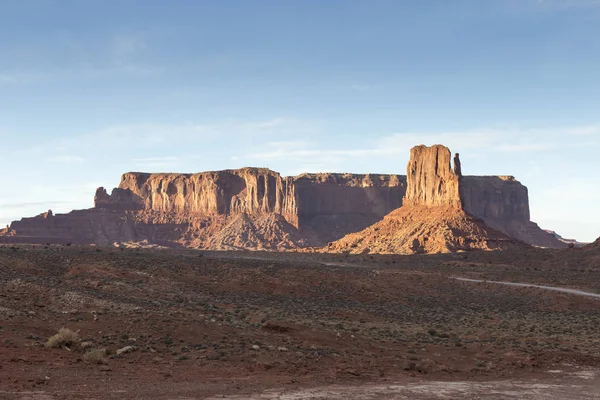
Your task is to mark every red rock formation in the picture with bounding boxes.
[2,169,406,249]
[326,205,526,254]
[453,153,462,177]
[0,144,569,250]
[98,168,299,226]
[459,176,564,248]
[400,144,565,248]
[328,144,527,254]
[403,145,461,208]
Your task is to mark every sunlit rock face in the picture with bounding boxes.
[0,145,567,249]
[403,144,461,208]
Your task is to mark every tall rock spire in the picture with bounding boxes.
[403,144,461,208]
[453,153,462,177]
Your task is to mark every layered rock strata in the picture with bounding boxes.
[1,170,407,249]
[0,145,567,250]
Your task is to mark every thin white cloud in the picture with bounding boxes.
[0,31,157,86]
[46,155,85,163]
[243,118,287,129]
[133,156,179,169]
[28,118,300,155]
[0,201,74,209]
[238,125,597,179]
[566,125,600,136]
[243,129,551,163]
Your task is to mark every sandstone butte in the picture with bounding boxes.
[328,145,526,254]
[0,144,567,253]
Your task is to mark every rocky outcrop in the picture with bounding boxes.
[293,173,405,243]
[399,144,565,248]
[96,168,299,225]
[0,144,570,251]
[2,169,406,249]
[326,205,526,254]
[460,176,565,248]
[403,145,461,208]
[453,153,462,177]
[328,145,526,254]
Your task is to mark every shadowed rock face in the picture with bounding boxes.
[453,153,462,177]
[0,145,568,249]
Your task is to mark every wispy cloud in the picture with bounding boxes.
[0,31,158,86]
[46,155,85,163]
[37,117,301,154]
[239,125,596,171]
[244,118,287,129]
[133,156,179,169]
[566,125,600,136]
[0,201,74,210]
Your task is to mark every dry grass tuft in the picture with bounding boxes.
[45,327,79,348]
[83,348,108,364]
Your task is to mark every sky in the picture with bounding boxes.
[1,0,599,242]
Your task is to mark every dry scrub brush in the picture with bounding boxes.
[45,328,79,348]
[83,348,108,364]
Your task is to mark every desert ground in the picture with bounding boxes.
[1,245,600,399]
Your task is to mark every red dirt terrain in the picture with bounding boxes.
[2,244,600,399]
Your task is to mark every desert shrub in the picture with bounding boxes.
[83,348,107,364]
[45,328,79,348]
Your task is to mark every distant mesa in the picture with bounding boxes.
[0,144,569,253]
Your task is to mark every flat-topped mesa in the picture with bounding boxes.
[94,168,299,224]
[403,144,462,208]
[1,145,568,249]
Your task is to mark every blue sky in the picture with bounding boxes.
[1,0,599,241]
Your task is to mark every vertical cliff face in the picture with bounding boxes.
[93,169,407,239]
[96,168,299,226]
[458,175,565,248]
[293,173,405,217]
[460,176,530,222]
[1,145,571,250]
[293,173,406,242]
[403,145,461,208]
